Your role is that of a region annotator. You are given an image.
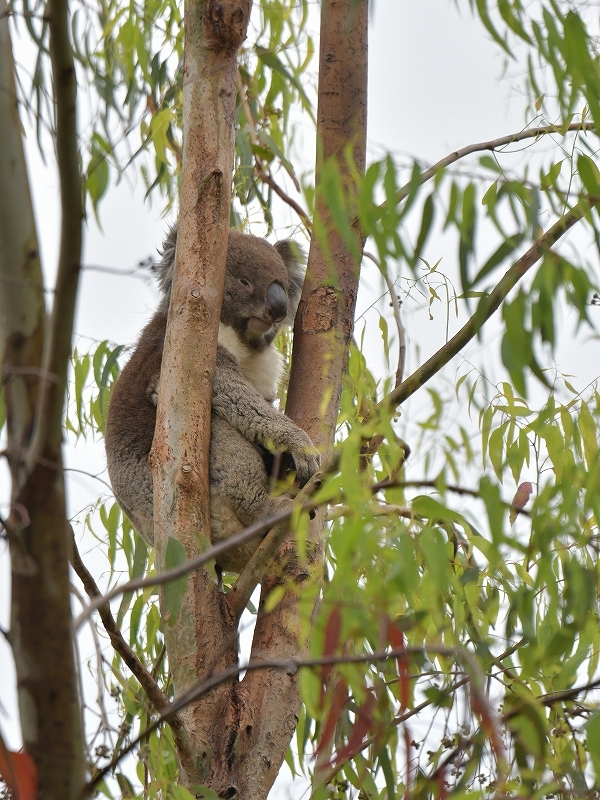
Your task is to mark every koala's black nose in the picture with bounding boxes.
[265,282,288,323]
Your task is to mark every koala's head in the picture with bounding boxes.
[157,225,305,350]
[222,231,304,350]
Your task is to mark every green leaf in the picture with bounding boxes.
[488,422,507,481]
[479,155,501,172]
[86,134,111,220]
[506,688,548,759]
[578,401,598,468]
[586,712,600,778]
[377,746,397,800]
[164,537,188,626]
[413,193,435,264]
[419,526,451,589]
[578,153,600,194]
[471,233,525,288]
[540,159,563,190]
[423,686,453,709]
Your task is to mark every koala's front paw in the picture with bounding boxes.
[293,444,321,487]
[145,382,159,406]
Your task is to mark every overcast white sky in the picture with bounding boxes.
[1,0,598,796]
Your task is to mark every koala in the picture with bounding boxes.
[104,226,320,573]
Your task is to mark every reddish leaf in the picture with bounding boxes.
[389,621,410,711]
[333,690,377,765]
[470,687,506,762]
[0,738,38,800]
[315,677,348,760]
[437,767,448,800]
[510,481,533,524]
[320,604,342,704]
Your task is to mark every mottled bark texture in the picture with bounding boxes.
[232,0,369,797]
[150,0,367,795]
[147,0,253,788]
[0,0,86,795]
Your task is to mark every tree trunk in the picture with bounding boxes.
[229,1,368,797]
[0,0,86,795]
[149,0,252,787]
[151,0,367,796]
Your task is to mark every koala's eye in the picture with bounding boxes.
[239,278,252,289]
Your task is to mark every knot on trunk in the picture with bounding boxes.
[204,0,251,52]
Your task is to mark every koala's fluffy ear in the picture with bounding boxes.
[275,240,306,326]
[155,223,178,311]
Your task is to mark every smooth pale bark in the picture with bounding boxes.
[143,0,366,795]
[232,1,369,797]
[287,0,368,441]
[0,0,86,796]
[0,0,45,475]
[148,0,252,787]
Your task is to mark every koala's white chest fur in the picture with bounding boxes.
[218,324,284,401]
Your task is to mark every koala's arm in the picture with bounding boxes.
[212,345,320,486]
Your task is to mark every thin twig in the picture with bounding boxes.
[373,478,532,517]
[69,529,172,715]
[380,196,599,410]
[363,250,406,387]
[394,122,596,206]
[79,644,487,798]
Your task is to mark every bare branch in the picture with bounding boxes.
[25,0,83,474]
[69,529,172,714]
[255,165,311,226]
[395,122,597,205]
[512,676,600,713]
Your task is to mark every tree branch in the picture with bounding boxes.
[69,530,172,714]
[379,196,599,411]
[395,122,597,205]
[80,644,484,798]
[74,497,317,629]
[25,0,83,476]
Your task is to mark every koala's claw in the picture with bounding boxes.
[294,448,321,488]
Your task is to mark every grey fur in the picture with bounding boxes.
[105,227,319,572]
[155,223,305,326]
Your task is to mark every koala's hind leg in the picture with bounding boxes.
[105,445,156,546]
[209,414,291,573]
